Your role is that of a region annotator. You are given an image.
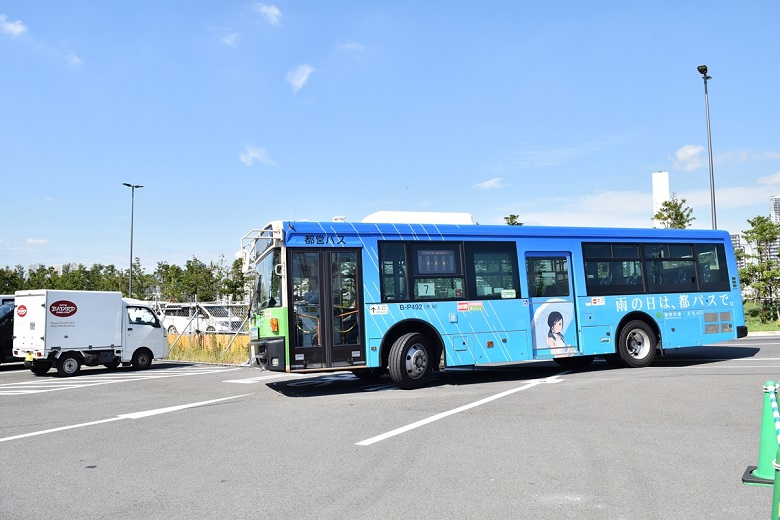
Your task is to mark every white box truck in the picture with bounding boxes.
[12,290,169,377]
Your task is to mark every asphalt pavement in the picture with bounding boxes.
[0,336,778,519]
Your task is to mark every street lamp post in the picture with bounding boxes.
[122,183,143,297]
[697,64,717,230]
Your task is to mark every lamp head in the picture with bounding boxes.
[697,65,708,75]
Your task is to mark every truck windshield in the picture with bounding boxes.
[255,248,281,311]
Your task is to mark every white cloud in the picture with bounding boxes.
[65,52,82,66]
[488,139,623,173]
[474,178,506,190]
[718,149,780,164]
[26,238,49,246]
[673,144,705,171]
[222,32,238,46]
[239,145,276,167]
[285,64,314,94]
[338,42,364,52]
[756,172,780,186]
[0,14,28,37]
[254,3,282,25]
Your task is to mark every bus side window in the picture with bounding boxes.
[379,242,408,301]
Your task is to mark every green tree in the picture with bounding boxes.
[222,258,248,301]
[504,214,524,226]
[154,262,185,302]
[26,265,59,290]
[740,215,780,322]
[181,257,218,302]
[652,193,695,229]
[0,265,25,293]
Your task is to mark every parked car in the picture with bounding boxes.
[159,303,243,335]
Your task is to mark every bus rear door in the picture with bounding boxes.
[525,253,581,359]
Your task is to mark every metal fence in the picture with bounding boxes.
[155,301,251,336]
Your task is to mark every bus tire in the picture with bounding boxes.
[56,353,82,377]
[388,333,433,389]
[554,355,595,369]
[617,320,656,368]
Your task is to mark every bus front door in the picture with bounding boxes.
[525,253,580,359]
[289,249,364,370]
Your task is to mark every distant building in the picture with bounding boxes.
[730,234,747,270]
[26,263,78,276]
[769,195,780,260]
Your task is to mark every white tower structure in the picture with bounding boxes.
[651,171,670,228]
[770,195,780,260]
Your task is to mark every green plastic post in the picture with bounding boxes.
[772,448,780,519]
[752,380,778,483]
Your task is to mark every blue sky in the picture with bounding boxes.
[1,1,779,272]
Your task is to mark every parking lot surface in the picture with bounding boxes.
[0,336,777,519]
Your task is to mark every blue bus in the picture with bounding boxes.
[240,215,747,389]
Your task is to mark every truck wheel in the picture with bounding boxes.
[617,320,657,368]
[30,361,52,376]
[388,333,433,389]
[103,359,121,370]
[132,348,153,370]
[56,353,82,377]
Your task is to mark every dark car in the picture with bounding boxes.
[0,302,22,364]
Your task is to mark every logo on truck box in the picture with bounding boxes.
[50,300,78,317]
[17,305,27,317]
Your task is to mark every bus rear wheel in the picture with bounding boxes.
[388,333,433,389]
[617,320,656,368]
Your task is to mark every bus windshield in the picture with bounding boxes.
[255,248,281,311]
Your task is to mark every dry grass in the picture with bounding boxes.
[166,333,250,365]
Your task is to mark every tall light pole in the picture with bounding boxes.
[697,64,717,230]
[122,183,143,297]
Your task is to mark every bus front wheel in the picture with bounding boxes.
[617,320,656,368]
[388,333,433,389]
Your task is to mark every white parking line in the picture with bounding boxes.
[0,366,241,395]
[0,394,252,443]
[356,372,568,446]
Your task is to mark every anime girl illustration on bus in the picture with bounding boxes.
[546,311,566,349]
[532,304,577,358]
